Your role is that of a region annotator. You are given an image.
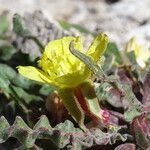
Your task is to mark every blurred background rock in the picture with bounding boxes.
[0,0,150,48]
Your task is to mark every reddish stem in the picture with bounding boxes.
[73,86,100,124]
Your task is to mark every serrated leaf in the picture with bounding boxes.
[90,128,128,146]
[0,116,130,149]
[33,115,52,130]
[114,143,136,150]
[131,113,150,149]
[52,120,81,149]
[13,116,31,130]
[0,116,10,143]
[143,70,150,105]
[12,117,37,148]
[0,116,10,129]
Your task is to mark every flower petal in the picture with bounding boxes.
[17,66,53,85]
[87,33,108,62]
[43,36,83,59]
[126,37,150,68]
[55,68,90,88]
[38,36,84,76]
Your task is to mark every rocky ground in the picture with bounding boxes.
[0,0,150,48]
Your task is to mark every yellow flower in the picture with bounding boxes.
[17,34,108,130]
[126,37,150,68]
[17,34,108,88]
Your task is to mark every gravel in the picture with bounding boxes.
[0,0,150,48]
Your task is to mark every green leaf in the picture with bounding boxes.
[0,44,17,60]
[80,81,102,120]
[96,81,112,101]
[39,84,56,96]
[132,113,150,149]
[0,116,10,143]
[0,76,10,97]
[0,63,17,80]
[52,120,81,149]
[121,84,142,108]
[12,74,36,90]
[58,88,86,131]
[102,55,115,72]
[126,51,137,64]
[13,116,31,130]
[124,107,141,122]
[0,64,16,97]
[0,115,130,149]
[13,13,44,51]
[33,115,52,131]
[59,20,95,36]
[0,15,9,34]
[11,86,43,105]
[13,13,31,37]
[116,84,143,122]
[105,42,123,64]
[12,117,37,148]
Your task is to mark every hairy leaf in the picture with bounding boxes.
[114,143,136,150]
[143,70,150,105]
[13,14,31,37]
[0,45,17,61]
[105,42,122,64]
[0,115,130,149]
[131,113,150,150]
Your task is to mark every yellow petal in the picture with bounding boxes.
[73,36,84,52]
[39,36,84,77]
[17,66,53,84]
[55,68,91,88]
[87,33,108,62]
[126,37,140,55]
[43,36,83,59]
[126,37,150,68]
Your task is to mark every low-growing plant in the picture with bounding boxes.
[0,13,149,150]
